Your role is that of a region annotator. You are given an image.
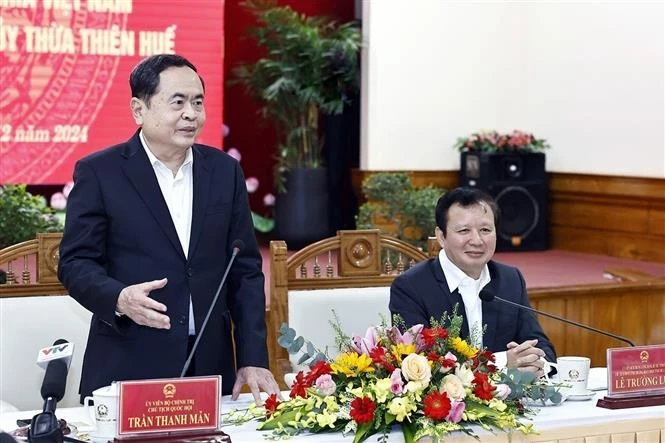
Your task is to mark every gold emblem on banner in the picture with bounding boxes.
[163,383,176,398]
[640,350,649,363]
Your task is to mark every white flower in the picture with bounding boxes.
[227,147,241,161]
[263,193,275,207]
[63,181,74,198]
[455,363,475,387]
[245,177,259,193]
[50,192,67,210]
[439,374,466,401]
[401,353,431,384]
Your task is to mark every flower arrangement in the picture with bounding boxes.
[225,310,562,442]
[454,130,550,153]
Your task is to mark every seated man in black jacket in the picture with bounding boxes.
[390,187,556,378]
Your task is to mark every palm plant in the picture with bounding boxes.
[232,0,361,191]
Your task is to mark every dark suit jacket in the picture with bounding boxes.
[389,257,556,362]
[58,131,268,399]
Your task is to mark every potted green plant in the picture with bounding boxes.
[356,172,443,251]
[0,184,62,250]
[231,0,361,248]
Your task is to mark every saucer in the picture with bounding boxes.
[85,431,115,443]
[566,389,596,401]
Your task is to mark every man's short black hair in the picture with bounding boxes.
[435,187,500,236]
[129,54,204,104]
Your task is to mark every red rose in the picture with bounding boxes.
[350,396,376,424]
[264,393,280,417]
[472,372,496,401]
[423,391,451,421]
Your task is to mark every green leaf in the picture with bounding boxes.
[251,212,274,233]
[401,422,416,443]
[288,336,305,354]
[353,422,374,443]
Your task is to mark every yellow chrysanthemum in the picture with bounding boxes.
[330,352,375,376]
[391,343,417,362]
[450,337,478,359]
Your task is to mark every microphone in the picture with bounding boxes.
[479,290,635,347]
[29,339,73,443]
[180,240,245,377]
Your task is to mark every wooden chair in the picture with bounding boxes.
[0,232,66,296]
[266,229,438,385]
[0,233,92,410]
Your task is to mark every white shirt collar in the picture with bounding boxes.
[139,130,193,170]
[438,248,491,293]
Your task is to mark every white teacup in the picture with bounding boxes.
[84,383,119,438]
[284,373,297,388]
[547,356,591,395]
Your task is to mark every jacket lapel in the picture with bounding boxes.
[120,132,186,260]
[481,261,500,350]
[187,146,211,261]
[431,258,470,340]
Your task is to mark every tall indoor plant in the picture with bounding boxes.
[232,0,361,248]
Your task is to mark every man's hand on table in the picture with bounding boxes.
[232,366,283,404]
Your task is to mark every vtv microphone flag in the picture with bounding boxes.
[36,341,74,370]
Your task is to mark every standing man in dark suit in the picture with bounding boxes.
[58,54,280,402]
[390,187,556,378]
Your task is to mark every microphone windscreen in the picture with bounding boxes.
[52,338,68,346]
[40,359,68,401]
[231,239,245,253]
[479,290,495,302]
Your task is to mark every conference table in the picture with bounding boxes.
[1,370,663,442]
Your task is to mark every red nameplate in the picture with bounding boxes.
[117,376,221,437]
[607,344,665,397]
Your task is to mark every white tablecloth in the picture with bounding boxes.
[2,369,663,442]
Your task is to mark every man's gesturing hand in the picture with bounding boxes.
[116,278,170,329]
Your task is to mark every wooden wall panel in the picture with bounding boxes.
[530,283,665,367]
[649,209,665,237]
[550,226,665,263]
[352,170,665,262]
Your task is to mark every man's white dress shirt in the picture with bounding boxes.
[140,131,196,335]
[438,249,509,368]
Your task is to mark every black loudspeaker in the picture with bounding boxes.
[460,152,548,251]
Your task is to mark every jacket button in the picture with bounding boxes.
[186,267,193,277]
[178,316,187,325]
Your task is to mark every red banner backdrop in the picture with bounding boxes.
[0,0,224,184]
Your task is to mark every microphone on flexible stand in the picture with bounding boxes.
[479,290,635,347]
[29,339,73,443]
[180,239,245,377]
